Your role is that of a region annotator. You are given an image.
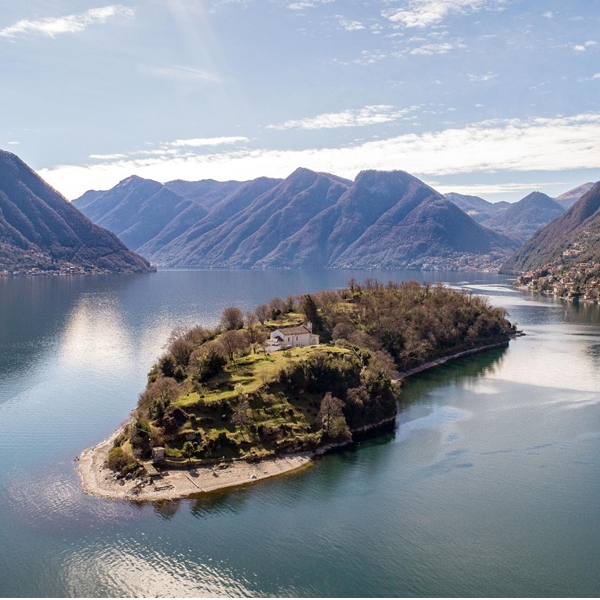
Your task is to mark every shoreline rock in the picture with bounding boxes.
[78,428,314,502]
[78,339,511,502]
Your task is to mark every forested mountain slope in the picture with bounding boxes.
[0,151,152,273]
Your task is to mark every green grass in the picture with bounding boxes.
[165,345,350,461]
[174,345,349,408]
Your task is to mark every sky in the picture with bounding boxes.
[1,0,599,201]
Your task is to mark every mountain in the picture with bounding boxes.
[502,182,600,272]
[75,168,519,270]
[73,175,210,253]
[555,182,595,209]
[0,151,152,273]
[445,192,505,223]
[479,192,565,243]
[250,170,517,269]
[164,179,244,208]
[156,168,350,267]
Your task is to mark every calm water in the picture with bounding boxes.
[1,269,600,597]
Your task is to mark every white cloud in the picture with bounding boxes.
[469,71,497,82]
[287,2,315,9]
[0,5,134,38]
[409,42,454,55]
[287,0,334,9]
[267,105,418,130]
[384,0,502,29]
[335,16,365,31]
[167,136,250,147]
[574,40,598,52]
[89,153,128,160]
[7,141,19,145]
[148,66,222,84]
[594,73,600,79]
[542,11,553,18]
[41,112,600,199]
[438,182,565,196]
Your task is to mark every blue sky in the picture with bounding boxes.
[1,0,599,200]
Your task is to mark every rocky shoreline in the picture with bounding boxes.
[78,340,511,503]
[78,427,313,502]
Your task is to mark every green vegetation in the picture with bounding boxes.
[108,280,514,473]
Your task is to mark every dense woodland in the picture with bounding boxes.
[109,280,514,474]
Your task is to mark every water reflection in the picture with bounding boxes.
[59,293,135,375]
[190,489,251,520]
[3,270,600,597]
[153,500,182,520]
[63,540,255,597]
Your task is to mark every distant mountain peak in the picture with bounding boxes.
[118,174,158,186]
[502,180,600,272]
[518,191,556,205]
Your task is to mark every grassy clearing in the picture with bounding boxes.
[164,345,351,461]
[174,345,349,408]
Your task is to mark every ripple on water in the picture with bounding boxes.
[62,538,257,597]
[5,464,141,531]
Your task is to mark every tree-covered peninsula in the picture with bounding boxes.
[107,280,514,475]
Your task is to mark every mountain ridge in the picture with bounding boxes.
[502,182,600,272]
[0,151,152,274]
[75,167,519,270]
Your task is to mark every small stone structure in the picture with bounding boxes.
[151,446,165,463]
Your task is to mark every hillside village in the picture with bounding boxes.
[516,259,600,301]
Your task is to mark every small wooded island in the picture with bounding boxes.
[79,280,515,500]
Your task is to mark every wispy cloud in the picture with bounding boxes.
[409,42,455,55]
[148,65,222,84]
[87,136,249,162]
[574,40,597,52]
[287,0,334,10]
[167,136,250,147]
[7,141,19,145]
[0,5,134,39]
[41,112,600,199]
[384,0,502,29]
[335,15,365,32]
[469,71,497,82]
[89,153,128,160]
[288,2,314,10]
[438,182,565,196]
[267,105,418,130]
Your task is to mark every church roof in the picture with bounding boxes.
[273,325,311,335]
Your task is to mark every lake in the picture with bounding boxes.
[1,269,599,597]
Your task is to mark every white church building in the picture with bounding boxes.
[266,323,319,352]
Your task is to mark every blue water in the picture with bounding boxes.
[1,269,599,597]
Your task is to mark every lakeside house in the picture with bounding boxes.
[266,323,319,352]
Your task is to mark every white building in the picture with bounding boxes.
[266,323,319,351]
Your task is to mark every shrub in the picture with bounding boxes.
[106,446,137,473]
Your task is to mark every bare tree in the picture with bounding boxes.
[255,304,269,325]
[218,330,249,361]
[138,377,180,420]
[221,306,244,331]
[231,397,252,441]
[245,310,258,328]
[184,325,212,345]
[169,337,194,367]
